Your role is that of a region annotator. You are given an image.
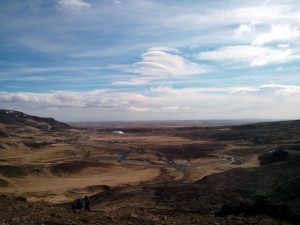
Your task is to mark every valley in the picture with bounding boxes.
[0,109,299,224]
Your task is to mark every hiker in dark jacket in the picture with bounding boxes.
[72,198,83,211]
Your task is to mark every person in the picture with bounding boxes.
[72,198,83,212]
[84,196,91,211]
[71,199,77,211]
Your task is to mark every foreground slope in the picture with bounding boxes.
[1,154,299,225]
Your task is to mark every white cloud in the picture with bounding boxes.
[252,24,300,46]
[112,77,154,86]
[277,44,290,49]
[147,47,180,54]
[129,106,154,112]
[230,84,300,95]
[198,45,299,66]
[114,47,206,85]
[57,0,91,11]
[162,106,179,111]
[0,90,112,108]
[235,24,253,35]
[133,48,205,76]
[150,85,201,96]
[0,90,153,115]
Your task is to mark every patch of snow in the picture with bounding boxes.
[268,149,277,153]
[112,131,124,135]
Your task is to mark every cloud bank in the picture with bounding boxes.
[1,84,299,121]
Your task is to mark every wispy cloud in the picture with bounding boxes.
[17,37,71,54]
[0,66,103,80]
[112,77,155,86]
[166,5,300,30]
[110,0,122,5]
[230,84,300,94]
[57,0,91,11]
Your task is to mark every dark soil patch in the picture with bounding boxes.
[86,184,111,192]
[0,130,8,138]
[216,197,299,224]
[50,161,110,176]
[0,165,27,177]
[0,178,9,187]
[156,143,225,159]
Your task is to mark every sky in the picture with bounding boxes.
[0,0,300,121]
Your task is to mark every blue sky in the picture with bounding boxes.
[0,0,300,121]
